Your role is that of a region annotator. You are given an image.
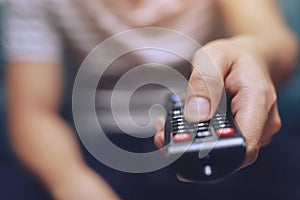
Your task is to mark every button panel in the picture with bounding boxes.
[170,99,236,143]
[166,94,246,182]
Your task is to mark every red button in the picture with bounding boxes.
[216,128,234,137]
[173,133,192,143]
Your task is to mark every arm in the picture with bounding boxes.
[7,61,119,200]
[218,0,299,87]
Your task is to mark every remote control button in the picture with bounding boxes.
[215,113,227,117]
[216,128,234,137]
[212,120,230,125]
[177,125,185,129]
[216,116,227,120]
[173,133,192,143]
[171,118,184,123]
[172,109,181,115]
[175,122,188,126]
[214,124,232,130]
[173,127,191,133]
[174,102,184,108]
[198,122,210,127]
[204,165,212,176]
[172,115,184,119]
[197,131,211,138]
[197,126,209,131]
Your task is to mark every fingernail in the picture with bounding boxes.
[185,97,210,122]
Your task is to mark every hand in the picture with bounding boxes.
[154,36,281,171]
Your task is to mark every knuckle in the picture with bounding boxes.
[246,143,260,166]
[268,87,277,104]
[190,68,203,80]
[250,83,276,110]
[276,117,282,131]
[238,49,257,61]
[271,115,282,135]
[202,41,238,64]
[190,69,221,87]
[189,70,207,87]
[204,39,237,52]
[254,82,271,96]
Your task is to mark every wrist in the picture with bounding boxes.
[48,165,88,197]
[50,166,119,200]
[227,34,297,88]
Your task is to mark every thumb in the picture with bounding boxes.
[184,48,226,122]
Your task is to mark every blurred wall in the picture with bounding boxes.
[0,4,9,160]
[276,0,300,131]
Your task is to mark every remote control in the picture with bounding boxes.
[164,94,246,182]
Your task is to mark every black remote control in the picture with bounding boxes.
[164,94,246,182]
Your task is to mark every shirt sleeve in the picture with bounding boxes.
[3,0,62,62]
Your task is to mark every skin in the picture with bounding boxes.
[6,0,298,199]
[7,62,120,200]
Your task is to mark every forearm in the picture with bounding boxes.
[9,107,83,188]
[8,108,118,199]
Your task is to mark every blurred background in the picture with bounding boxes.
[0,0,300,199]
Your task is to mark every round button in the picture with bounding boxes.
[204,165,212,176]
[173,133,192,143]
[216,128,234,137]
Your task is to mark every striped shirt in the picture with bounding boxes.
[5,0,219,64]
[4,0,220,133]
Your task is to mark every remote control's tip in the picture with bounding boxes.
[170,93,181,102]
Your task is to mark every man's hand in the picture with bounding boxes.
[155,36,282,169]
